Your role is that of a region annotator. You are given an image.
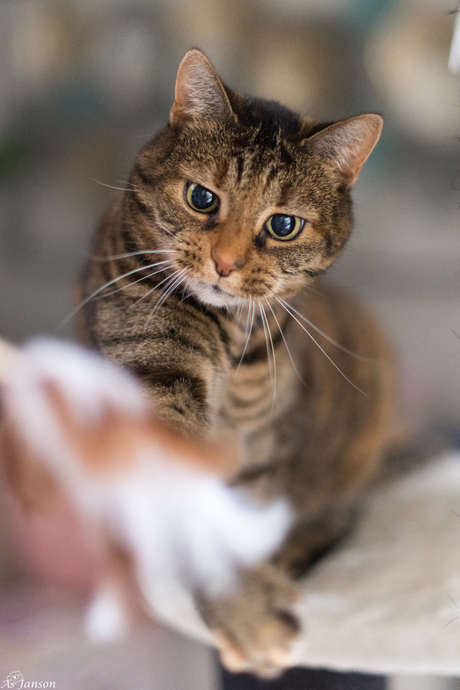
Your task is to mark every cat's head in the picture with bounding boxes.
[127,49,382,309]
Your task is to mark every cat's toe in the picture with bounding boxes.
[214,609,299,678]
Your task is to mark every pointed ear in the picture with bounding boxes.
[170,49,234,124]
[306,114,383,186]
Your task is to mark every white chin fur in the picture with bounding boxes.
[186,279,242,308]
[2,337,292,639]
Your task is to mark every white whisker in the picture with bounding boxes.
[273,295,366,396]
[102,262,172,300]
[265,298,307,388]
[90,250,177,261]
[235,301,245,327]
[144,268,189,328]
[156,269,189,310]
[129,265,182,310]
[93,179,137,193]
[237,297,255,370]
[156,220,175,237]
[60,263,167,330]
[278,297,371,362]
[117,179,140,191]
[259,302,276,407]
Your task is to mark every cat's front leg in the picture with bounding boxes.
[197,561,300,678]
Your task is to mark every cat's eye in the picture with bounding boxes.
[266,214,304,241]
[186,183,219,214]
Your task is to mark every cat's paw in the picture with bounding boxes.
[198,563,300,678]
[214,612,299,678]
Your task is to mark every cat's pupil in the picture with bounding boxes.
[191,184,215,210]
[271,214,295,236]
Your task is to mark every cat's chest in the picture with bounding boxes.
[219,318,300,435]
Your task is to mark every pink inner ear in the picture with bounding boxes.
[170,49,233,124]
[339,121,382,185]
[308,115,383,186]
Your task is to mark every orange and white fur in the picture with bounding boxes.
[0,337,292,664]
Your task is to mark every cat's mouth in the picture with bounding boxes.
[193,279,235,298]
[211,284,235,298]
[190,279,239,307]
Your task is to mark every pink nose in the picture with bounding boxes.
[211,248,245,277]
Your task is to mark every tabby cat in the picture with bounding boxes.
[77,49,394,675]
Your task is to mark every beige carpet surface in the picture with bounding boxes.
[289,452,460,675]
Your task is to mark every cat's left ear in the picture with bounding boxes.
[305,114,383,186]
[170,49,234,124]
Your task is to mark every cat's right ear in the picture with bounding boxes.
[170,49,234,124]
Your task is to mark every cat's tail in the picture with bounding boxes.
[0,337,291,642]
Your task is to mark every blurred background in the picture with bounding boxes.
[0,0,460,688]
[1,0,460,429]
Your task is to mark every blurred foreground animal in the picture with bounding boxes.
[0,338,292,667]
[2,49,395,678]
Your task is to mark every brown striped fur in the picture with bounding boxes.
[77,49,394,675]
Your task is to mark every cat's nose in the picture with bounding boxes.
[211,248,245,277]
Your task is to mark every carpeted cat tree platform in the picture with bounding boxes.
[294,451,460,676]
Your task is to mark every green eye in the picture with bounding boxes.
[186,183,219,213]
[266,214,304,241]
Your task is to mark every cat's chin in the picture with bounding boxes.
[189,280,243,309]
